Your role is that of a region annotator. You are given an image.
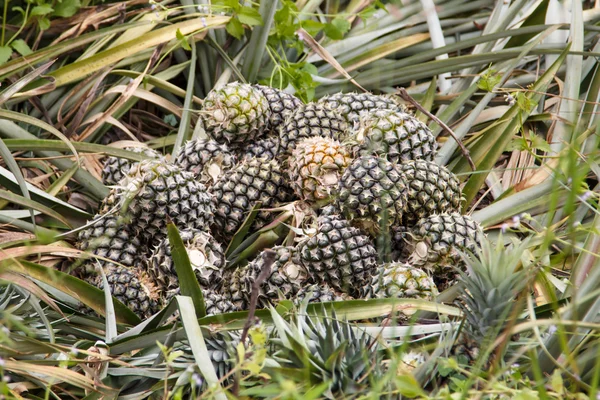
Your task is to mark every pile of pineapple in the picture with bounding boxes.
[76,82,485,319]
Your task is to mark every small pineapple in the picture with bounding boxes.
[204,289,242,316]
[398,160,462,225]
[356,109,437,163]
[221,246,309,310]
[297,214,378,297]
[337,155,408,233]
[202,82,270,147]
[254,84,303,132]
[406,213,485,270]
[87,265,162,319]
[102,146,162,186]
[100,160,214,248]
[210,158,295,242]
[279,103,349,154]
[174,138,237,186]
[289,136,352,202]
[242,137,281,161]
[318,92,407,124]
[361,262,437,301]
[148,230,225,297]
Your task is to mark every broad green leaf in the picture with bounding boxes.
[167,224,206,318]
[53,0,81,17]
[226,17,244,39]
[10,40,32,56]
[238,6,263,26]
[31,4,53,16]
[505,0,549,48]
[0,46,12,64]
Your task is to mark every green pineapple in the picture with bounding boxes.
[337,155,408,234]
[279,103,349,154]
[254,84,303,132]
[398,160,463,225]
[100,160,214,248]
[209,158,295,243]
[102,146,162,186]
[362,262,437,301]
[297,214,378,297]
[174,138,237,186]
[202,82,270,147]
[406,213,485,271]
[148,229,225,297]
[318,92,407,124]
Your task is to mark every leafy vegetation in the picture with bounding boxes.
[0,0,599,398]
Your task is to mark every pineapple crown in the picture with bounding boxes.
[457,237,535,347]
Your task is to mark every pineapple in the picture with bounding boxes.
[204,289,242,316]
[318,92,407,124]
[254,84,303,132]
[406,213,485,270]
[297,214,378,297]
[288,136,352,202]
[278,103,349,154]
[174,138,237,186]
[295,283,351,303]
[398,160,463,225]
[100,160,214,248]
[221,246,309,310]
[202,82,270,147]
[102,146,161,186]
[210,158,295,243]
[361,262,437,301]
[76,214,141,278]
[87,264,162,319]
[337,155,408,234]
[242,137,281,161]
[148,230,225,297]
[356,109,437,163]
[453,238,532,365]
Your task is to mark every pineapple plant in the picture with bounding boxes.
[174,138,237,186]
[405,213,485,270]
[356,109,437,163]
[398,160,463,225]
[318,92,407,124]
[220,246,309,310]
[337,155,408,233]
[278,102,349,154]
[361,262,437,301]
[209,157,295,242]
[297,214,378,297]
[201,82,270,147]
[451,238,533,365]
[254,84,303,132]
[101,146,162,186]
[100,160,214,248]
[288,136,352,202]
[147,229,225,297]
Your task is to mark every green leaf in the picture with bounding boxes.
[31,4,53,16]
[238,6,263,26]
[323,17,350,40]
[10,40,32,56]
[167,223,206,318]
[176,28,191,51]
[395,374,426,398]
[505,0,549,48]
[477,67,501,92]
[53,0,81,17]
[0,46,12,65]
[38,16,51,30]
[301,20,325,37]
[226,17,245,39]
